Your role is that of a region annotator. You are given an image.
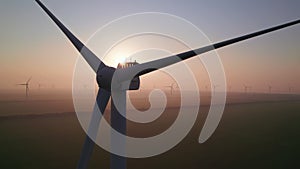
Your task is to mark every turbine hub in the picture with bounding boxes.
[96,66,116,91]
[96,64,140,91]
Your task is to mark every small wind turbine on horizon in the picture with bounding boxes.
[17,77,32,98]
[288,85,293,93]
[243,84,252,94]
[38,83,46,90]
[268,84,272,93]
[38,83,42,90]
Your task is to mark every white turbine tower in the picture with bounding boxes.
[35,1,300,169]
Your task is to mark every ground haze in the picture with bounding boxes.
[0,90,299,169]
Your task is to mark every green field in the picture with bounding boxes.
[0,100,299,169]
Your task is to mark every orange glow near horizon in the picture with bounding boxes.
[0,1,299,94]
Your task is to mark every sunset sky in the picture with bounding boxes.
[0,0,299,93]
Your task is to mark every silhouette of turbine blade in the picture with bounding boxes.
[27,77,32,84]
[77,88,111,169]
[116,19,300,82]
[35,0,105,72]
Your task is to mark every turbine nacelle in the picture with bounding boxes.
[96,61,140,91]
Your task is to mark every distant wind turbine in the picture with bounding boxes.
[268,84,272,93]
[38,83,42,90]
[243,84,251,94]
[17,77,32,98]
[38,83,46,90]
[288,86,293,93]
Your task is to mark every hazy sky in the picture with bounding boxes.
[0,0,299,93]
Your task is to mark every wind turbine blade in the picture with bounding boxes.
[35,0,105,72]
[27,77,32,83]
[115,19,300,81]
[77,88,111,169]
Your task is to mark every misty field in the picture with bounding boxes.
[0,92,299,169]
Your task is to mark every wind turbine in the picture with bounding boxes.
[17,77,32,98]
[35,1,299,169]
[38,83,42,90]
[289,86,293,93]
[268,84,272,93]
[38,83,46,90]
[243,84,251,94]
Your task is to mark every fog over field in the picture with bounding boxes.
[1,89,299,117]
[0,90,299,169]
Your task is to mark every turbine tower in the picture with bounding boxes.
[268,84,272,93]
[35,1,300,169]
[38,83,42,90]
[243,84,251,94]
[288,86,293,93]
[17,77,32,98]
[38,83,46,90]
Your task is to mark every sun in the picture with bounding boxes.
[116,54,127,65]
[107,51,129,68]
